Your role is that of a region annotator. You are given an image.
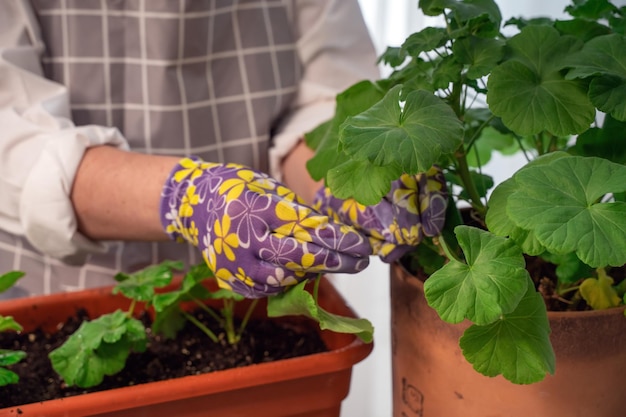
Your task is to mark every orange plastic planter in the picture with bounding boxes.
[0,277,372,417]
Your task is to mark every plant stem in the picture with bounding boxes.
[437,234,463,264]
[126,299,137,319]
[222,299,238,345]
[455,153,487,215]
[191,296,224,325]
[313,275,322,303]
[448,78,487,216]
[236,298,259,341]
[182,311,219,343]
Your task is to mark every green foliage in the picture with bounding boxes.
[0,271,25,293]
[49,310,147,388]
[0,271,26,386]
[49,261,260,388]
[0,349,26,387]
[424,226,529,326]
[305,0,626,384]
[267,279,374,343]
[8,262,367,390]
[459,283,556,384]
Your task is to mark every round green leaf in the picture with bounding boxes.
[452,36,504,79]
[401,27,448,56]
[588,75,626,121]
[327,160,402,205]
[487,26,595,136]
[339,85,463,174]
[565,34,626,79]
[488,60,594,136]
[459,281,555,384]
[424,226,529,325]
[507,155,626,267]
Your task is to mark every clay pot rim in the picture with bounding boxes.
[546,305,625,319]
[391,261,626,320]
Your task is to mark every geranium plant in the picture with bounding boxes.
[305,0,626,384]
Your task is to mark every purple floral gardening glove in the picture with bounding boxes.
[313,166,448,263]
[160,157,371,298]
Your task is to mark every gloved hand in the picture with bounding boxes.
[159,157,371,297]
[313,166,448,263]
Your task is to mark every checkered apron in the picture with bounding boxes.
[0,0,301,297]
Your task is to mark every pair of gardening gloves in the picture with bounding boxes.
[160,157,447,298]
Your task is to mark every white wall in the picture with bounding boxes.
[336,1,591,416]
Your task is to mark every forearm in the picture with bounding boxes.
[280,140,322,205]
[71,146,179,241]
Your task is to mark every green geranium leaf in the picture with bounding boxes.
[0,349,26,367]
[419,0,456,17]
[588,75,626,121]
[424,226,529,325]
[508,155,626,267]
[564,34,626,121]
[326,159,402,206]
[486,152,570,251]
[555,19,612,42]
[151,304,186,339]
[570,115,626,163]
[467,126,517,167]
[0,349,26,386]
[487,178,546,256]
[377,46,407,68]
[449,0,502,37]
[432,55,463,89]
[0,316,23,332]
[152,263,214,313]
[113,261,184,302]
[565,0,618,21]
[487,25,595,136]
[0,271,25,293]
[579,269,622,310]
[0,367,22,386]
[401,27,448,57]
[565,34,626,79]
[49,310,147,388]
[452,36,504,79]
[306,81,386,182]
[267,281,374,343]
[540,252,594,284]
[339,85,463,174]
[460,281,555,384]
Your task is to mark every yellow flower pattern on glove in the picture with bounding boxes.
[160,157,371,298]
[313,166,448,263]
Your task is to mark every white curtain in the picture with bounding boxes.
[337,1,612,416]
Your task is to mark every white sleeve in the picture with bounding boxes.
[268,0,380,180]
[0,1,129,264]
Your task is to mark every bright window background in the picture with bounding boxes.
[335,1,620,415]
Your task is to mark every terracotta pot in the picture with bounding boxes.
[390,262,626,417]
[0,277,372,417]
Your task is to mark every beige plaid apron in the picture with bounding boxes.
[0,0,300,297]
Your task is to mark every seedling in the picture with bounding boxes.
[15,260,372,390]
[0,271,26,387]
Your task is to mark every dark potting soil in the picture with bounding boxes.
[0,308,327,409]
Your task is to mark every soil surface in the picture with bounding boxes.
[0,308,327,409]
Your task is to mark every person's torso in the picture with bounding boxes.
[1,0,301,297]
